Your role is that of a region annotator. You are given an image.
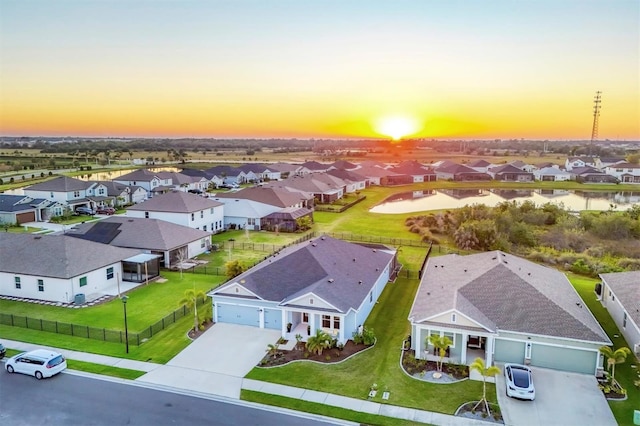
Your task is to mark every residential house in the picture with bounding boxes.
[329,160,358,171]
[91,181,146,206]
[0,233,157,303]
[570,166,619,184]
[434,163,492,181]
[408,251,610,375]
[237,164,281,182]
[265,174,343,203]
[212,186,311,231]
[595,157,626,170]
[179,168,225,189]
[467,159,494,173]
[209,235,398,344]
[326,169,367,193]
[126,191,224,233]
[204,165,243,186]
[487,164,534,182]
[565,156,596,171]
[68,216,212,269]
[296,161,330,175]
[604,162,640,184]
[268,163,299,179]
[533,167,571,182]
[0,194,56,224]
[351,164,398,186]
[383,161,436,185]
[599,272,640,357]
[113,169,166,195]
[23,176,106,215]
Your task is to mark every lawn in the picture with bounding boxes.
[569,274,640,426]
[245,274,493,415]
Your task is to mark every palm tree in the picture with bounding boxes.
[427,334,453,372]
[266,342,280,359]
[600,346,632,384]
[178,287,207,332]
[470,357,501,416]
[305,329,332,355]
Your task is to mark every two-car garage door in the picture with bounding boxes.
[216,303,282,330]
[494,339,597,375]
[216,304,259,327]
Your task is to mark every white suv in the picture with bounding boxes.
[5,349,67,379]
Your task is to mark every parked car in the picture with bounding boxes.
[96,206,116,215]
[5,349,67,380]
[504,363,535,400]
[75,207,95,215]
[0,342,5,359]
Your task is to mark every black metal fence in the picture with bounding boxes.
[0,301,206,347]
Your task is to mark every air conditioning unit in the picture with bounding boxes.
[634,343,640,355]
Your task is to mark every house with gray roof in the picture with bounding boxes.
[126,191,224,233]
[599,271,640,357]
[533,167,571,182]
[209,235,398,344]
[487,164,534,182]
[0,194,56,224]
[24,176,109,215]
[212,186,312,231]
[434,163,492,181]
[408,251,610,375]
[67,216,212,269]
[0,233,155,303]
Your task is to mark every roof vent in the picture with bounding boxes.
[34,236,42,240]
[372,249,377,253]
[321,236,325,240]
[527,272,531,276]
[435,265,438,268]
[328,278,334,283]
[427,292,430,296]
[311,243,317,247]
[464,269,467,272]
[128,219,134,222]
[358,280,363,285]
[353,258,356,262]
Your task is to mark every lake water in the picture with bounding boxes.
[370,189,640,214]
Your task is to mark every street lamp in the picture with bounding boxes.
[121,295,129,354]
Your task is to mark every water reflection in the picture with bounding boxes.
[370,189,640,214]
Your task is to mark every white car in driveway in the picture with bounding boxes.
[5,349,67,380]
[504,363,535,400]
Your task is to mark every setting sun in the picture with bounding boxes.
[375,116,422,140]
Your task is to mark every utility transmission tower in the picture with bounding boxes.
[589,91,602,154]
[591,91,602,141]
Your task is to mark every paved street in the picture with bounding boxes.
[0,370,347,426]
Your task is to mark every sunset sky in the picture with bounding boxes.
[0,0,638,140]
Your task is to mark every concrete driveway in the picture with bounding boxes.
[136,323,281,399]
[496,366,616,426]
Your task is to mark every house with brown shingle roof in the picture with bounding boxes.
[409,251,610,375]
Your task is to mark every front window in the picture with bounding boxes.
[80,277,87,287]
[302,313,309,323]
[322,315,331,328]
[73,191,80,197]
[106,267,114,280]
[191,213,195,221]
[333,316,340,329]
[200,211,204,218]
[145,212,149,218]
[38,279,44,292]
[201,239,206,248]
[14,276,21,289]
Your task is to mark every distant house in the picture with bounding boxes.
[533,167,571,182]
[209,235,398,344]
[570,166,619,184]
[113,169,166,194]
[268,163,299,179]
[409,251,610,375]
[265,174,343,203]
[0,233,155,303]
[383,160,436,185]
[237,164,281,181]
[126,191,224,233]
[68,216,212,268]
[0,194,56,224]
[599,271,640,357]
[329,160,358,171]
[595,157,626,170]
[23,176,106,215]
[435,163,492,181]
[467,159,494,173]
[326,169,367,192]
[487,164,534,182]
[90,181,146,206]
[352,164,397,186]
[604,162,640,184]
[179,168,225,189]
[565,156,596,171]
[296,161,330,175]
[212,186,311,231]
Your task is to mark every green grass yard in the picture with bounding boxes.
[569,274,640,426]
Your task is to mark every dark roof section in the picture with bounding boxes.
[0,195,49,212]
[126,191,223,213]
[213,186,304,207]
[215,236,395,313]
[600,271,640,328]
[25,176,91,192]
[0,233,141,278]
[116,169,160,182]
[68,216,211,250]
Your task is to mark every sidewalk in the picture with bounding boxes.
[1,339,492,426]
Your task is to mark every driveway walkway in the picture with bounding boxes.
[496,366,616,426]
[135,323,281,399]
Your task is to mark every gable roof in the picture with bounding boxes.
[68,216,211,250]
[0,233,141,278]
[489,164,531,174]
[126,191,222,213]
[409,251,610,344]
[300,161,329,171]
[600,271,640,328]
[213,236,395,313]
[0,195,50,213]
[468,159,492,167]
[25,176,92,192]
[213,186,304,207]
[116,169,161,182]
[330,160,357,170]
